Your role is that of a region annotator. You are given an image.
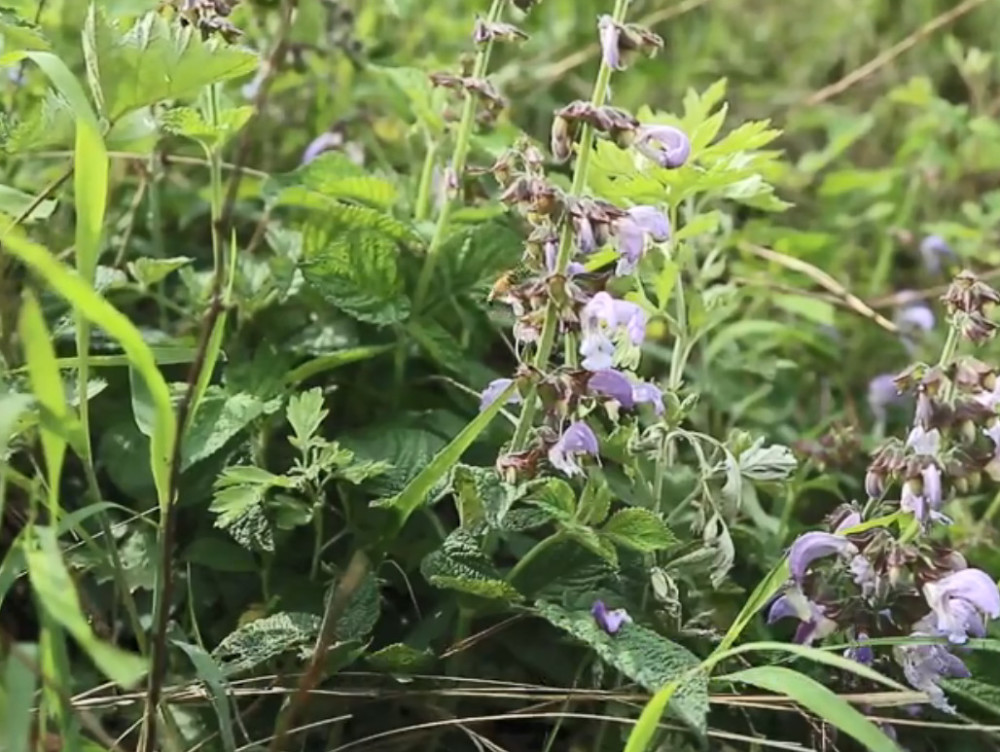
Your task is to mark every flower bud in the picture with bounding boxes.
[550,115,573,163]
[864,468,884,499]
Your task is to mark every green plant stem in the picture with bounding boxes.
[506,531,564,586]
[414,135,439,223]
[413,0,507,310]
[510,0,630,451]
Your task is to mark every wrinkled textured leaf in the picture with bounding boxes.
[183,392,267,468]
[736,438,797,481]
[128,256,193,287]
[366,643,435,674]
[421,529,521,601]
[264,151,397,210]
[536,601,707,732]
[453,464,515,528]
[213,612,320,676]
[301,220,410,325]
[160,105,253,149]
[286,387,327,449]
[341,425,447,498]
[601,508,677,553]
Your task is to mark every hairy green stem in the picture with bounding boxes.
[413,0,507,310]
[414,135,439,223]
[510,0,631,451]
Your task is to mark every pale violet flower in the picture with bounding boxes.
[614,206,670,275]
[922,463,943,510]
[788,531,857,584]
[845,632,874,666]
[635,124,691,169]
[922,568,1000,644]
[767,590,837,645]
[895,636,970,713]
[867,373,903,422]
[896,301,936,333]
[906,426,941,456]
[591,600,631,634]
[920,235,956,275]
[588,369,664,415]
[597,15,624,71]
[544,240,585,277]
[302,132,343,165]
[974,382,1000,411]
[479,378,521,412]
[834,511,862,533]
[579,292,648,371]
[548,421,599,477]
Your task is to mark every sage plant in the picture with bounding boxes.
[773,271,1000,714]
[482,0,687,487]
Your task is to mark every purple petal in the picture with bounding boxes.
[631,381,664,415]
[926,569,1000,620]
[597,16,623,71]
[834,511,862,533]
[580,332,616,372]
[867,373,902,420]
[788,531,853,583]
[906,426,940,456]
[574,216,597,254]
[591,600,631,634]
[921,464,942,510]
[920,235,955,274]
[897,303,935,333]
[479,378,519,412]
[628,206,671,241]
[614,217,645,276]
[302,132,343,165]
[636,124,691,169]
[766,595,798,624]
[548,421,599,477]
[589,369,635,407]
[901,482,928,522]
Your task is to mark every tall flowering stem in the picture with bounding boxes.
[510,0,631,450]
[414,0,508,309]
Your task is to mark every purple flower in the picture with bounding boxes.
[548,421,599,477]
[901,480,929,523]
[591,600,631,634]
[579,292,648,371]
[635,124,691,169]
[896,301,935,333]
[597,15,624,71]
[302,132,344,165]
[845,632,874,666]
[895,639,970,713]
[588,369,664,415]
[906,426,940,456]
[920,235,956,275]
[922,568,1000,644]
[867,373,902,422]
[975,383,1000,412]
[614,206,671,275]
[834,511,862,533]
[985,423,1000,455]
[544,240,584,277]
[588,369,635,407]
[788,531,856,584]
[767,591,836,645]
[479,378,521,412]
[921,463,942,510]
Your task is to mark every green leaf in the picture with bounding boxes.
[453,464,513,528]
[342,425,447,498]
[0,9,50,51]
[383,382,516,535]
[263,152,397,210]
[284,344,394,385]
[562,525,618,566]
[301,221,410,325]
[128,256,193,288]
[577,474,612,526]
[183,537,257,573]
[26,526,146,687]
[173,640,237,752]
[536,601,707,733]
[944,678,1000,719]
[524,477,576,521]
[209,465,292,552]
[0,233,176,512]
[0,184,57,222]
[366,643,435,674]
[0,392,33,456]
[286,387,327,450]
[83,8,258,120]
[2,641,37,752]
[335,569,381,642]
[421,529,521,601]
[600,508,677,553]
[17,291,69,511]
[720,666,898,752]
[406,320,471,376]
[182,391,267,468]
[213,612,320,676]
[376,65,446,133]
[160,105,253,150]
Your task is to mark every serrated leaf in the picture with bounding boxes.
[376,65,446,133]
[578,474,612,526]
[0,392,33,456]
[601,508,677,553]
[0,89,74,153]
[128,256,192,287]
[563,525,618,566]
[0,8,50,51]
[286,387,327,449]
[334,569,381,642]
[213,612,320,676]
[341,425,447,498]
[407,319,470,376]
[160,105,253,149]
[440,220,523,299]
[336,459,390,485]
[421,529,522,601]
[944,678,1000,718]
[366,643,435,674]
[524,477,576,521]
[209,465,291,552]
[182,391,267,468]
[83,8,258,120]
[264,152,397,210]
[301,221,409,325]
[0,184,56,222]
[536,601,707,732]
[453,464,514,528]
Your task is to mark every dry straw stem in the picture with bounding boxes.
[740,243,900,334]
[803,0,989,106]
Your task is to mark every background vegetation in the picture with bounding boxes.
[3,0,1000,750]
